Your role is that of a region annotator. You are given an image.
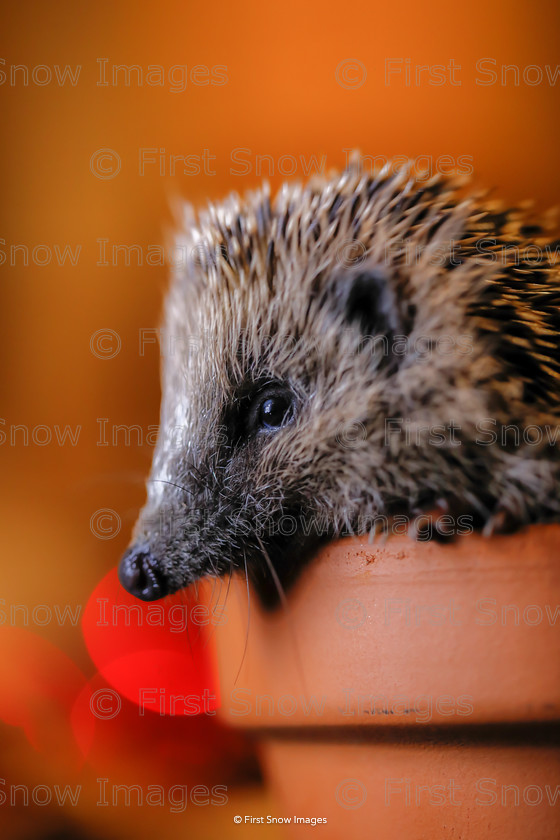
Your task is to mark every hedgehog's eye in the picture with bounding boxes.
[248,386,295,433]
[259,395,292,428]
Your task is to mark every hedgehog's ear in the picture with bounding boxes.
[337,267,403,339]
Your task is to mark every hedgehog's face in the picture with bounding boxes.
[118,252,404,606]
[118,168,480,605]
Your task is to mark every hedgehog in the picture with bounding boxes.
[118,156,560,607]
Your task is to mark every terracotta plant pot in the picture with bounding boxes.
[213,525,560,838]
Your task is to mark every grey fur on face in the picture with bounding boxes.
[119,157,560,606]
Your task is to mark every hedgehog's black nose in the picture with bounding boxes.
[118,544,169,601]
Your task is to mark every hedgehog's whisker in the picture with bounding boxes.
[233,548,251,687]
[256,534,289,612]
[255,535,309,697]
[149,474,239,509]
[178,586,195,661]
[201,558,233,653]
[148,477,190,494]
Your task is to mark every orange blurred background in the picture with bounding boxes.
[1,0,559,837]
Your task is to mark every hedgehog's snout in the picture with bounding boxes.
[118,543,170,602]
